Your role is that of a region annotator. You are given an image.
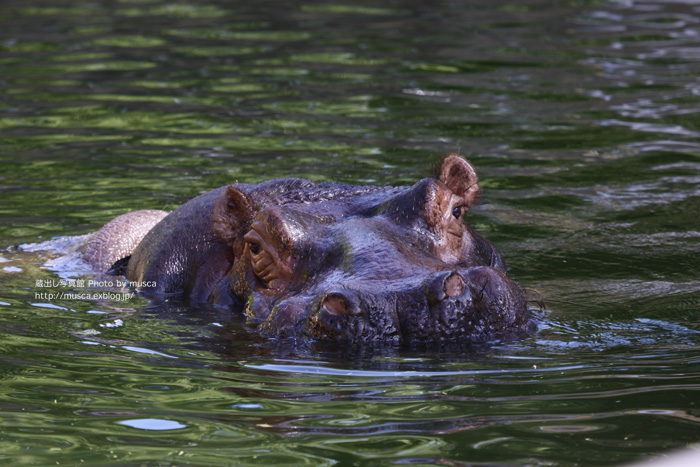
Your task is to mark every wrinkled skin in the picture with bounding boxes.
[84,155,534,344]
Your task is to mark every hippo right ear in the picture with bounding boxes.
[436,154,480,210]
[212,186,255,251]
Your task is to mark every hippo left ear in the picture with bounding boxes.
[436,154,480,209]
[212,185,254,250]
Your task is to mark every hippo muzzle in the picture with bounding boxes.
[281,265,530,343]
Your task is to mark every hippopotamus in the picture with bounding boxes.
[81,154,534,343]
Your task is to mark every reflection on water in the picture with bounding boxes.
[1,0,700,465]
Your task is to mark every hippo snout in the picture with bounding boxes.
[301,265,530,344]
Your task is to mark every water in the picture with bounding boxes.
[1,0,699,465]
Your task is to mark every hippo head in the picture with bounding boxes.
[211,155,533,344]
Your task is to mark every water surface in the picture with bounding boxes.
[1,0,699,465]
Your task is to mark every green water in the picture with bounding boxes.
[1,0,699,465]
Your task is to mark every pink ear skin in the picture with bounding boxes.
[436,154,480,211]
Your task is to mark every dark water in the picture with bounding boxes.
[1,0,700,465]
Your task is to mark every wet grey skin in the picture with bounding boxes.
[81,155,534,344]
[80,210,168,274]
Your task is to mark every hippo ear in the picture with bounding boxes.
[436,154,480,209]
[212,185,254,248]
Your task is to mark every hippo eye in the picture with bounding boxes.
[452,206,463,219]
[243,229,284,288]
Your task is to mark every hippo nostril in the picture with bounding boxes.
[427,271,468,304]
[321,293,351,316]
[444,273,466,297]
